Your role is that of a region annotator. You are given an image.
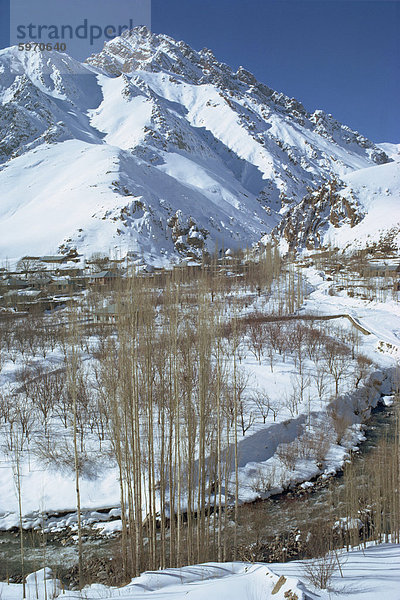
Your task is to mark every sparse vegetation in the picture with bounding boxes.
[0,246,398,585]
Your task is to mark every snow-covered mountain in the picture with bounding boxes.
[273,157,400,254]
[0,26,394,262]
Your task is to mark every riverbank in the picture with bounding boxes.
[0,390,398,584]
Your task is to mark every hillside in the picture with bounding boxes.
[0,27,392,262]
[273,155,400,253]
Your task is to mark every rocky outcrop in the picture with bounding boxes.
[275,178,364,250]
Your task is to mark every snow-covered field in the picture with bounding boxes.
[0,562,308,600]
[1,543,399,599]
[272,543,400,600]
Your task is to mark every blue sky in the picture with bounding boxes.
[0,0,398,142]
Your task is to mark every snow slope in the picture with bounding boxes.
[0,562,308,600]
[325,158,400,252]
[0,139,271,262]
[1,544,400,599]
[0,27,392,262]
[271,542,400,600]
[378,142,400,160]
[273,153,400,253]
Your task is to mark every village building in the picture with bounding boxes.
[94,303,119,324]
[2,289,43,311]
[89,271,121,286]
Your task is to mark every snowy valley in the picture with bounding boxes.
[0,25,399,600]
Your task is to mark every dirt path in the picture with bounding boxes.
[240,312,371,335]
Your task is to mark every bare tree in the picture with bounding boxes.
[312,364,328,402]
[253,389,271,424]
[238,396,254,436]
[247,317,266,364]
[353,355,372,389]
[6,421,27,598]
[323,342,350,396]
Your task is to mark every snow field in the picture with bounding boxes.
[1,543,399,599]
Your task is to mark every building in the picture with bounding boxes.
[89,271,121,286]
[94,303,118,324]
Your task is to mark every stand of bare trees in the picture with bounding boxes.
[91,271,244,574]
[0,246,398,585]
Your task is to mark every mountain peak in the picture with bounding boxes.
[86,26,234,83]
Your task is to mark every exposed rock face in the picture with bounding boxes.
[274,178,364,251]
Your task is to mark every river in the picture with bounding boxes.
[0,395,397,584]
